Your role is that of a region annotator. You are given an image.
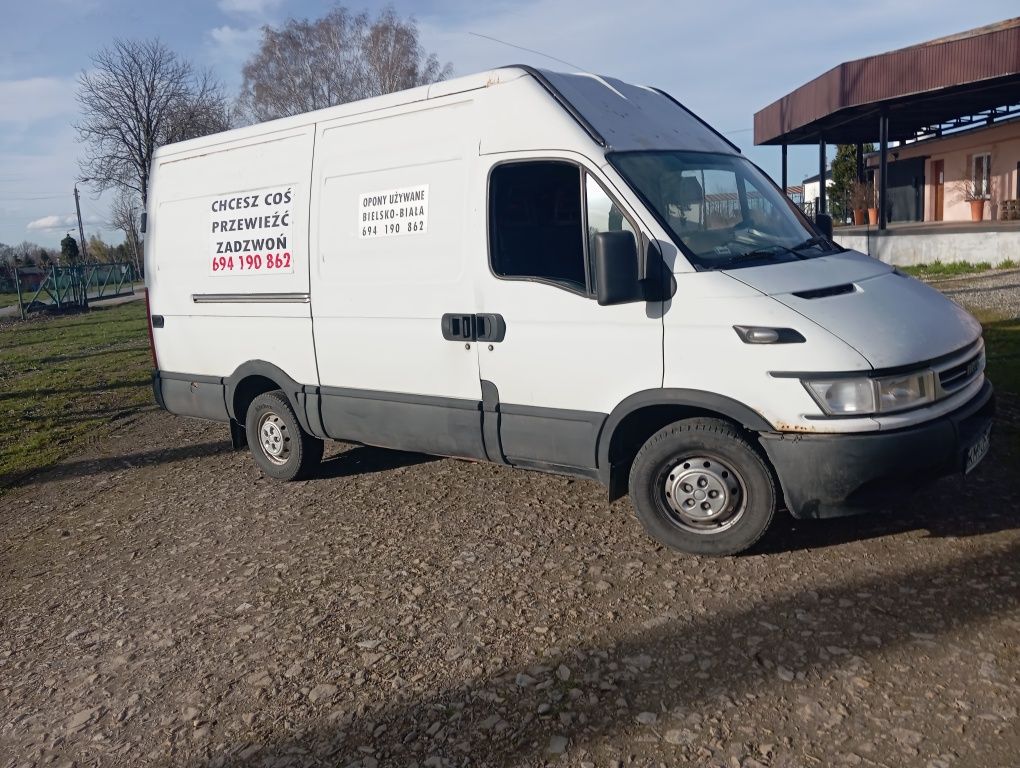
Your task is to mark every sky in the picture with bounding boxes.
[1,0,1017,248]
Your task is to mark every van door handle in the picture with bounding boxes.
[441,313,476,341]
[475,313,506,343]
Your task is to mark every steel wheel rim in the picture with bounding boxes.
[258,411,291,465]
[659,454,746,534]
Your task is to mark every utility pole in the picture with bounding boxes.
[74,181,90,309]
[74,184,90,262]
[126,206,142,280]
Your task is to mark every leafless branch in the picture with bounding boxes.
[235,5,451,125]
[75,39,230,206]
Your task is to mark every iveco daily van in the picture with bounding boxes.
[145,66,994,555]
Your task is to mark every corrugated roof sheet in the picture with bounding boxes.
[754,18,1020,145]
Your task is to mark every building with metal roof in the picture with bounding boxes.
[754,18,1020,243]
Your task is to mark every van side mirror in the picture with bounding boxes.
[594,231,642,306]
[814,212,833,239]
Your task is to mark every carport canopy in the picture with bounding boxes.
[753,18,1020,228]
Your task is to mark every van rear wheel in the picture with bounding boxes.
[245,390,323,481]
[628,418,775,556]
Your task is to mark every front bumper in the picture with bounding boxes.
[759,380,995,519]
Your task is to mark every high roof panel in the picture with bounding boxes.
[536,68,739,154]
[753,18,1020,145]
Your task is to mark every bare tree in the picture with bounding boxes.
[236,5,451,124]
[110,189,143,275]
[12,242,37,268]
[362,7,451,96]
[76,39,230,206]
[0,243,13,282]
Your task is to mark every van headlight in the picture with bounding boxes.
[802,371,934,416]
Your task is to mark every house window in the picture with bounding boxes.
[972,153,991,199]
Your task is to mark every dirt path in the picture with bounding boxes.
[0,398,1018,767]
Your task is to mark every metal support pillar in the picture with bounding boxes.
[781,144,788,198]
[855,142,865,183]
[818,137,827,215]
[14,265,25,320]
[878,111,889,230]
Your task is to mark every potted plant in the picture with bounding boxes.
[866,181,879,226]
[850,180,869,225]
[961,176,986,221]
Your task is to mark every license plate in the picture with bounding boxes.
[965,426,991,474]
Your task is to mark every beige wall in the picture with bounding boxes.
[881,121,1020,222]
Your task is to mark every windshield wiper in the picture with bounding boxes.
[793,235,845,253]
[720,245,804,268]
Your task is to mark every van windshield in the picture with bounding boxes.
[611,151,842,270]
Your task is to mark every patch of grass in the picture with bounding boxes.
[973,309,1020,456]
[0,302,151,491]
[0,291,25,308]
[900,260,994,279]
[980,315,1020,397]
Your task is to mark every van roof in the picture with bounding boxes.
[154,66,738,159]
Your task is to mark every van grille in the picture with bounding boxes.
[938,351,983,393]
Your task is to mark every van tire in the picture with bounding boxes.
[245,390,323,481]
[628,418,775,556]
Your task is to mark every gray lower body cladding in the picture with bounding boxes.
[153,371,229,423]
[152,368,996,518]
[151,371,603,479]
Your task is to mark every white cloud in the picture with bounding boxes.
[210,24,262,50]
[0,77,77,124]
[26,213,102,232]
[208,24,264,78]
[217,0,281,17]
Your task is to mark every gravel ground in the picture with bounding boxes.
[928,268,1020,318]
[1,280,1018,768]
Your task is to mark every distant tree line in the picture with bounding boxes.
[71,4,450,259]
[0,235,135,279]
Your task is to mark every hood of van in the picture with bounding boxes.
[725,250,982,369]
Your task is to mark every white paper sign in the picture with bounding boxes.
[208,185,296,275]
[358,184,429,239]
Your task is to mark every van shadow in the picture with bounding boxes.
[311,445,437,480]
[199,540,1020,767]
[0,379,146,403]
[37,344,146,366]
[1,440,233,490]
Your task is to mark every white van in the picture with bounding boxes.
[145,66,994,555]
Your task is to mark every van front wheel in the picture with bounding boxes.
[245,390,323,481]
[628,418,775,556]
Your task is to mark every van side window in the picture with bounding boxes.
[489,162,587,292]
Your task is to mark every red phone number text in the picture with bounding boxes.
[211,252,292,273]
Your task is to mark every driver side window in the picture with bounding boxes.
[488,161,638,297]
[489,161,587,293]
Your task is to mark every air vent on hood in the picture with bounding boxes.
[792,283,856,299]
